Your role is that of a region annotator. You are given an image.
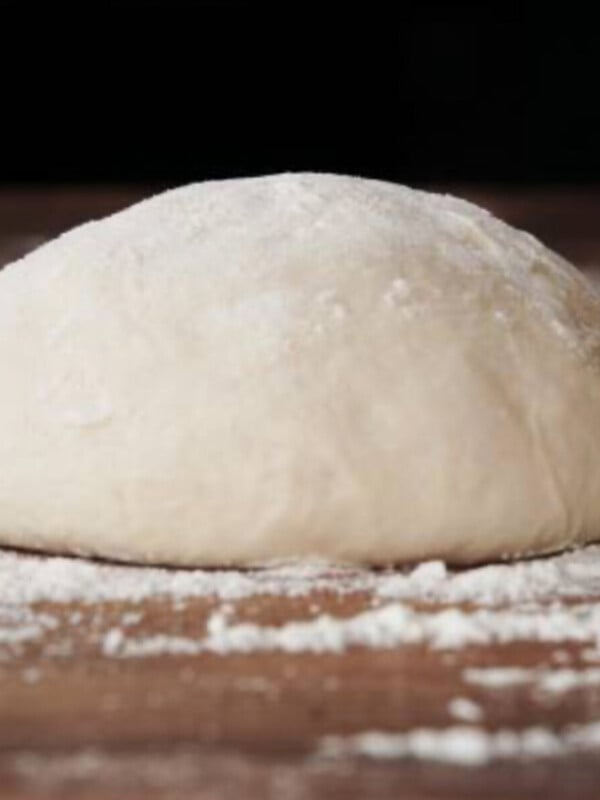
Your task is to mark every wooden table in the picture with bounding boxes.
[0,186,599,800]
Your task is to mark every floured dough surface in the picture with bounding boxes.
[0,172,599,565]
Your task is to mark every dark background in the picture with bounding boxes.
[0,1,598,186]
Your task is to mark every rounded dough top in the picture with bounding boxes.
[1,172,600,565]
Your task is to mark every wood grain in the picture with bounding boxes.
[1,586,600,800]
[0,187,599,799]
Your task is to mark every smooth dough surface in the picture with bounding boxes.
[1,173,600,565]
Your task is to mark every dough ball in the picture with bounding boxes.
[1,173,599,565]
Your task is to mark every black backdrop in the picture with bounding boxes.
[1,2,598,185]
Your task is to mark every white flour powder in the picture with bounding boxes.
[100,601,600,658]
[2,545,600,660]
[2,545,600,770]
[464,666,600,692]
[0,544,599,605]
[319,722,600,765]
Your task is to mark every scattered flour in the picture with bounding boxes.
[319,723,600,765]
[0,552,369,604]
[0,544,599,606]
[0,625,49,647]
[3,545,600,672]
[11,749,209,789]
[3,545,600,772]
[375,546,600,605]
[21,666,42,684]
[101,602,600,658]
[10,718,600,787]
[464,667,600,693]
[448,697,484,722]
[0,607,57,651]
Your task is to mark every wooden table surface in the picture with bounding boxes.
[0,185,599,800]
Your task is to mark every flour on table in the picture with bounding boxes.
[319,722,600,765]
[3,545,600,774]
[448,697,484,722]
[2,546,600,661]
[464,666,600,693]
[96,600,600,658]
[1,544,600,606]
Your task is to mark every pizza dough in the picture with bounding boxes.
[0,173,599,565]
